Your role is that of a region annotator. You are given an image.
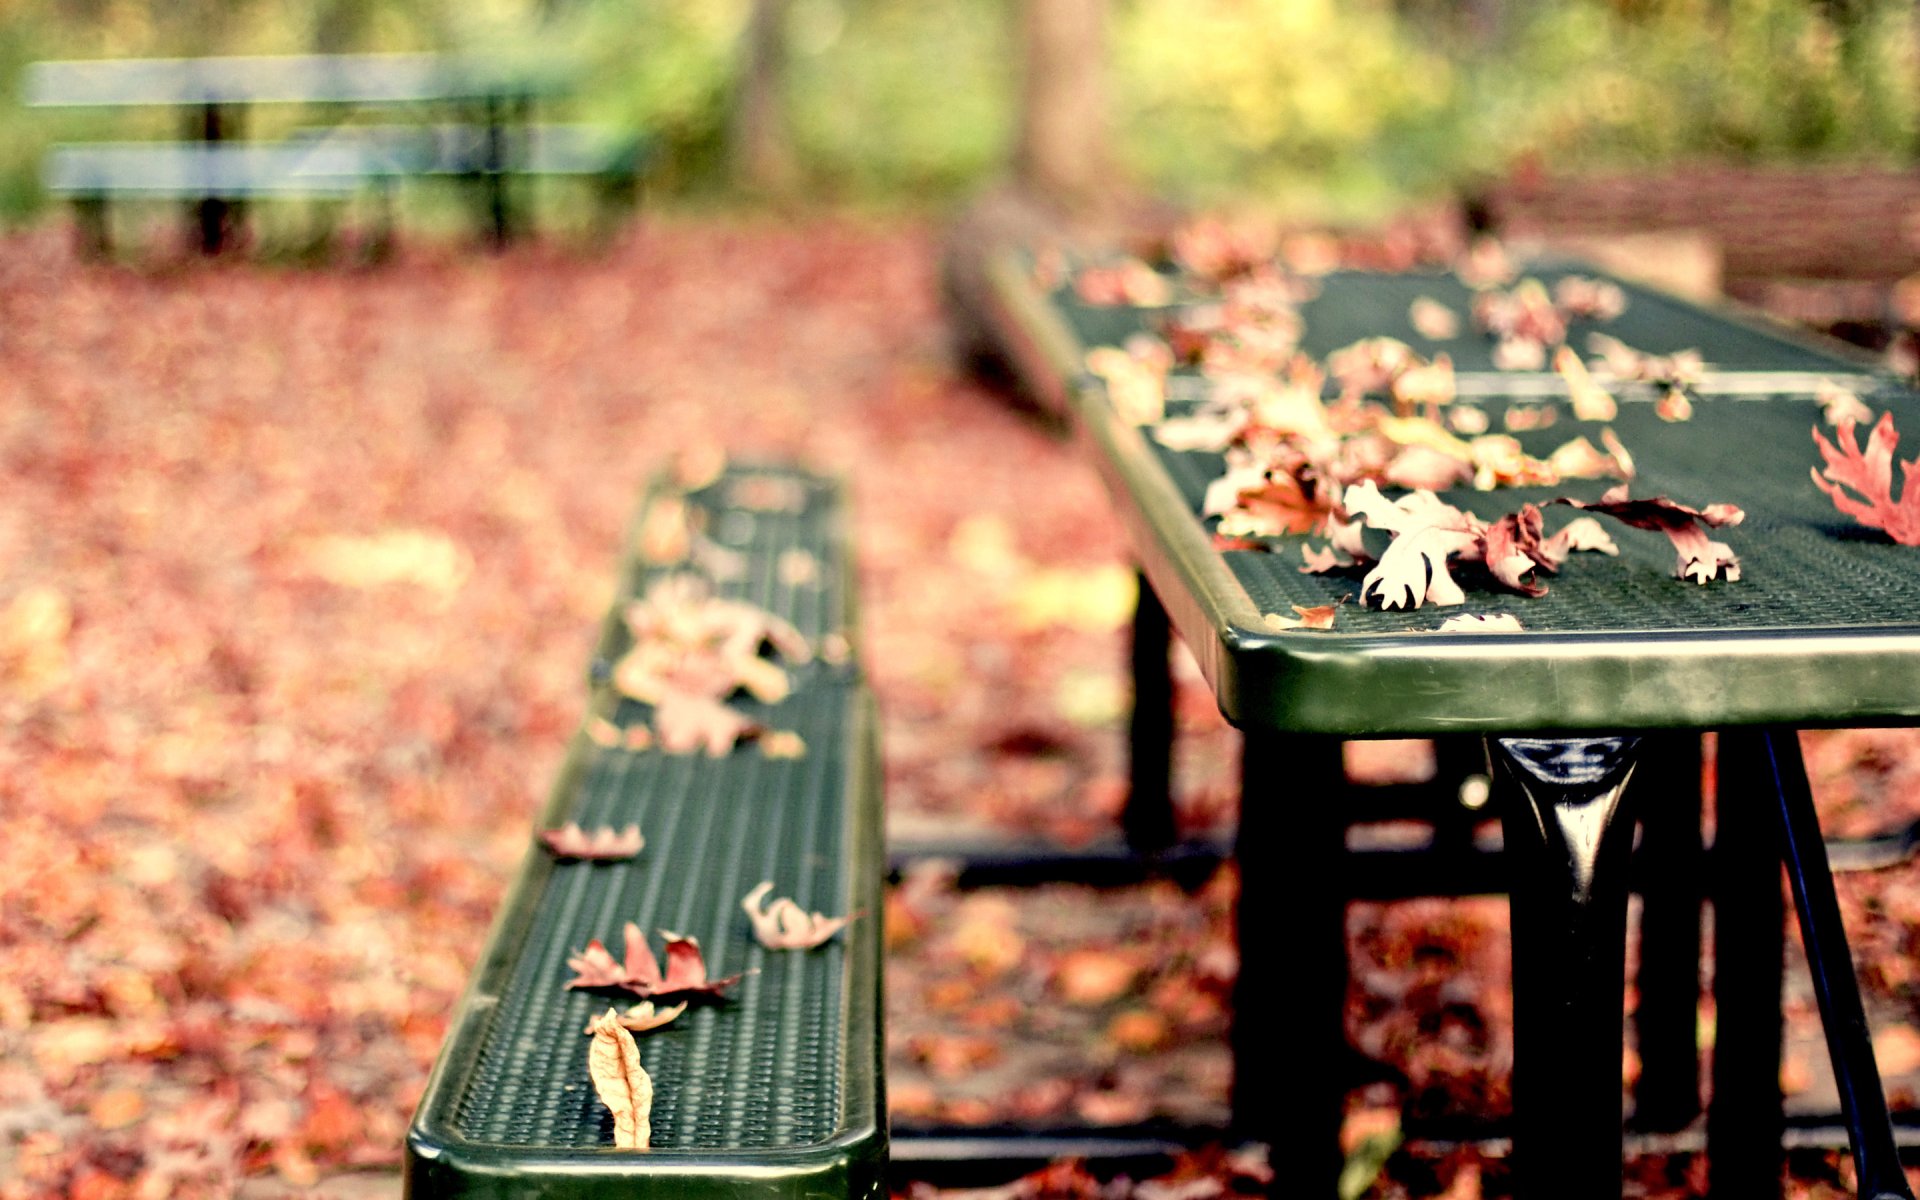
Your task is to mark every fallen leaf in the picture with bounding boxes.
[1655,388,1694,422]
[1054,948,1140,1005]
[292,530,470,595]
[540,823,644,861]
[759,730,807,758]
[586,717,623,748]
[636,496,692,565]
[1811,412,1920,545]
[1818,380,1874,427]
[1409,296,1460,340]
[583,1001,686,1035]
[1554,275,1627,320]
[652,693,763,757]
[568,924,748,1000]
[1436,614,1525,632]
[1554,345,1617,422]
[777,548,820,587]
[587,1009,653,1149]
[741,881,851,950]
[1555,485,1744,583]
[1873,1022,1920,1076]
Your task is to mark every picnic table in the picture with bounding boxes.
[25,52,580,251]
[981,251,1920,1198]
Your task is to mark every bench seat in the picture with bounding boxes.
[290,122,652,181]
[407,466,885,1200]
[43,142,378,198]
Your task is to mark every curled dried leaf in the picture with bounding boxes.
[1554,346,1617,422]
[1817,381,1874,428]
[569,923,749,1000]
[742,881,851,950]
[584,1001,687,1036]
[1554,485,1744,583]
[541,823,645,861]
[587,1009,653,1149]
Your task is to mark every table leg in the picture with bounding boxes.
[1762,730,1916,1200]
[1233,733,1344,1194]
[1489,735,1644,1200]
[1631,733,1704,1133]
[1709,728,1785,1200]
[1124,571,1175,853]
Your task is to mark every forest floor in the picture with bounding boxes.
[1,215,1918,1199]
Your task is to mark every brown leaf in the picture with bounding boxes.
[587,1009,653,1149]
[1554,485,1744,583]
[582,1001,687,1035]
[1812,412,1920,545]
[540,823,644,861]
[758,730,807,759]
[742,881,851,949]
[1818,380,1874,427]
[1409,296,1459,340]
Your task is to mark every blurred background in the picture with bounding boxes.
[2,0,1914,217]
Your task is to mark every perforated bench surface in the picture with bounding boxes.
[406,466,885,1200]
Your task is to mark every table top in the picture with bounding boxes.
[23,52,569,108]
[987,252,1920,737]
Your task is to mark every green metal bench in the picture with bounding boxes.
[406,465,887,1200]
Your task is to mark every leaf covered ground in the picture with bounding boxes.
[0,219,1917,1198]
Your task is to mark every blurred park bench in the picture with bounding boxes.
[25,52,649,254]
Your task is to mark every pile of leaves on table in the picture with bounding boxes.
[0,214,1917,1199]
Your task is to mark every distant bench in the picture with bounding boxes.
[26,53,645,253]
[42,123,648,255]
[406,464,887,1199]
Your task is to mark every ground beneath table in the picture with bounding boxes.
[0,217,1916,1199]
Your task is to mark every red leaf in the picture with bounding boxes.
[1812,413,1920,545]
[567,924,748,1001]
[540,823,644,861]
[1482,506,1549,597]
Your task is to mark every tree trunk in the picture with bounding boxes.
[1013,0,1115,212]
[730,0,799,197]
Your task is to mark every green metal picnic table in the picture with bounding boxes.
[984,252,1920,1199]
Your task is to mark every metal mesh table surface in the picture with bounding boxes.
[992,257,1920,735]
[407,467,884,1199]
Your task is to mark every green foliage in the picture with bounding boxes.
[0,0,1914,223]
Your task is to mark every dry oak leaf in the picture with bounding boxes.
[587,1009,653,1149]
[541,823,645,861]
[742,881,851,950]
[1555,485,1744,583]
[1812,412,1920,545]
[568,923,749,1000]
[583,1001,687,1036]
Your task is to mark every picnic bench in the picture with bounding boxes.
[25,53,643,253]
[973,247,1920,1198]
[406,464,886,1198]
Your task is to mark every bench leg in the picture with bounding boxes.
[1631,733,1705,1133]
[1762,730,1916,1200]
[1709,728,1786,1199]
[72,195,110,260]
[1124,572,1176,853]
[1233,733,1344,1195]
[1490,735,1644,1200]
